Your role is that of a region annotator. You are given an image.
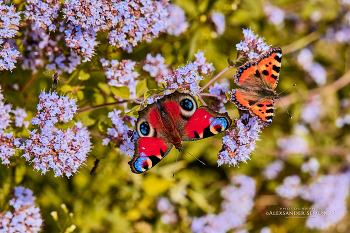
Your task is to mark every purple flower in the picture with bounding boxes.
[278,124,309,157]
[208,82,228,112]
[163,62,204,95]
[143,53,170,82]
[236,28,270,59]
[262,160,284,180]
[107,0,169,52]
[31,90,78,128]
[264,4,285,26]
[0,86,12,130]
[12,107,29,128]
[301,95,323,129]
[21,27,81,74]
[276,175,301,199]
[105,109,138,157]
[157,198,178,225]
[300,172,350,230]
[260,227,272,233]
[166,4,189,36]
[301,158,319,176]
[210,12,225,36]
[0,131,20,165]
[191,175,256,233]
[0,186,43,233]
[21,122,92,178]
[25,0,61,31]
[0,40,20,71]
[0,1,21,38]
[297,49,327,86]
[218,113,263,167]
[101,58,140,98]
[326,26,350,44]
[336,114,350,128]
[64,24,99,61]
[194,51,215,76]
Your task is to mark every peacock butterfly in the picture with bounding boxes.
[128,91,232,174]
[230,46,282,126]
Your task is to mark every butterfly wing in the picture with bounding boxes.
[129,137,173,174]
[257,46,282,90]
[181,106,232,141]
[249,99,275,126]
[230,89,263,110]
[230,89,275,126]
[234,60,266,90]
[129,103,174,174]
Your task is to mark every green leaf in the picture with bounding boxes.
[125,105,140,117]
[77,90,84,100]
[98,83,111,95]
[15,162,26,184]
[60,85,72,92]
[135,79,148,98]
[144,88,162,100]
[111,86,130,100]
[78,70,91,81]
[98,120,108,133]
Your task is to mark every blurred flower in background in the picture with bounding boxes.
[0,186,43,233]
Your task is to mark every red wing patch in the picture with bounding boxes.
[249,100,275,126]
[163,101,181,124]
[148,107,163,131]
[128,137,173,174]
[257,47,282,90]
[183,107,231,140]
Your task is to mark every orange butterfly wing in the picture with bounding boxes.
[257,46,282,90]
[231,47,282,126]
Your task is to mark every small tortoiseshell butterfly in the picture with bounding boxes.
[128,91,232,174]
[230,46,282,126]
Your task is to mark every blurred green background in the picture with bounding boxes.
[1,0,350,232]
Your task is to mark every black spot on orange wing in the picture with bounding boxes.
[272,65,280,73]
[274,55,281,63]
[262,70,269,76]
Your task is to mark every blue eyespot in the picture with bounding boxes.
[180,99,194,111]
[135,157,148,172]
[140,122,150,136]
[210,118,228,131]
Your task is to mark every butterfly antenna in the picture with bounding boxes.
[278,84,296,96]
[173,150,179,178]
[277,96,292,119]
[276,84,296,119]
[182,148,206,165]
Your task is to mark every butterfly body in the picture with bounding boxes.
[129,91,232,174]
[230,47,282,126]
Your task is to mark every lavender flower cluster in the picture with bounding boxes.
[25,0,61,31]
[191,175,256,233]
[20,90,92,178]
[210,12,225,36]
[297,48,327,86]
[21,29,81,74]
[0,186,43,233]
[236,28,270,59]
[0,0,21,71]
[103,109,138,157]
[218,113,263,167]
[101,58,139,98]
[300,172,350,230]
[0,86,24,165]
[157,198,178,225]
[143,53,171,83]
